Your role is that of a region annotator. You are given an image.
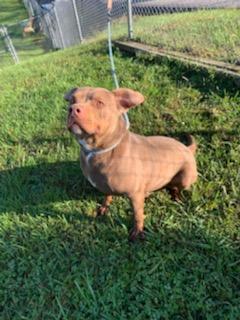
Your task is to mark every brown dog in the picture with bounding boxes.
[65,87,198,241]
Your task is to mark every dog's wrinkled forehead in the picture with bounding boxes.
[66,87,113,104]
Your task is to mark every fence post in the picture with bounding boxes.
[0,26,19,64]
[53,6,66,49]
[44,13,57,49]
[127,0,133,39]
[71,0,83,42]
[22,0,34,17]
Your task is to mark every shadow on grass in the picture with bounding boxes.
[116,45,240,97]
[1,124,238,216]
[165,59,240,97]
[0,160,102,217]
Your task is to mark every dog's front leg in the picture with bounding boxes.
[96,195,113,216]
[129,193,145,241]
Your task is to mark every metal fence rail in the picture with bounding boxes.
[131,0,240,14]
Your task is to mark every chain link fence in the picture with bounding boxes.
[0,16,49,68]
[131,0,240,65]
[24,0,240,64]
[1,1,240,68]
[21,0,129,50]
[131,0,239,13]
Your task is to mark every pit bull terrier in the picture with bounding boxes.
[65,87,198,241]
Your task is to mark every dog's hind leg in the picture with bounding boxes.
[167,163,197,202]
[167,186,181,202]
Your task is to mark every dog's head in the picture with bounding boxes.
[64,87,144,142]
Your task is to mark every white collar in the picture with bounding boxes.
[78,113,129,164]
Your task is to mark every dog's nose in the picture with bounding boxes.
[69,105,82,116]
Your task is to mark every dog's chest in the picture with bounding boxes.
[80,152,112,194]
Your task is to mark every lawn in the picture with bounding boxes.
[0,0,27,25]
[0,0,47,69]
[0,37,240,319]
[132,9,240,65]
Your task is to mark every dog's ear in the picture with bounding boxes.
[64,88,78,102]
[112,88,144,112]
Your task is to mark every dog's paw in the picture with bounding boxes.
[96,205,108,217]
[129,228,145,242]
[168,187,182,203]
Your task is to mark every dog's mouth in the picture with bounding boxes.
[67,118,85,136]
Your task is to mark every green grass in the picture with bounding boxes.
[0,37,240,319]
[0,0,47,68]
[133,9,240,64]
[0,0,27,25]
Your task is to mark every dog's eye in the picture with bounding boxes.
[96,100,104,108]
[68,96,75,104]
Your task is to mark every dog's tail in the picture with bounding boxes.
[186,135,197,155]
